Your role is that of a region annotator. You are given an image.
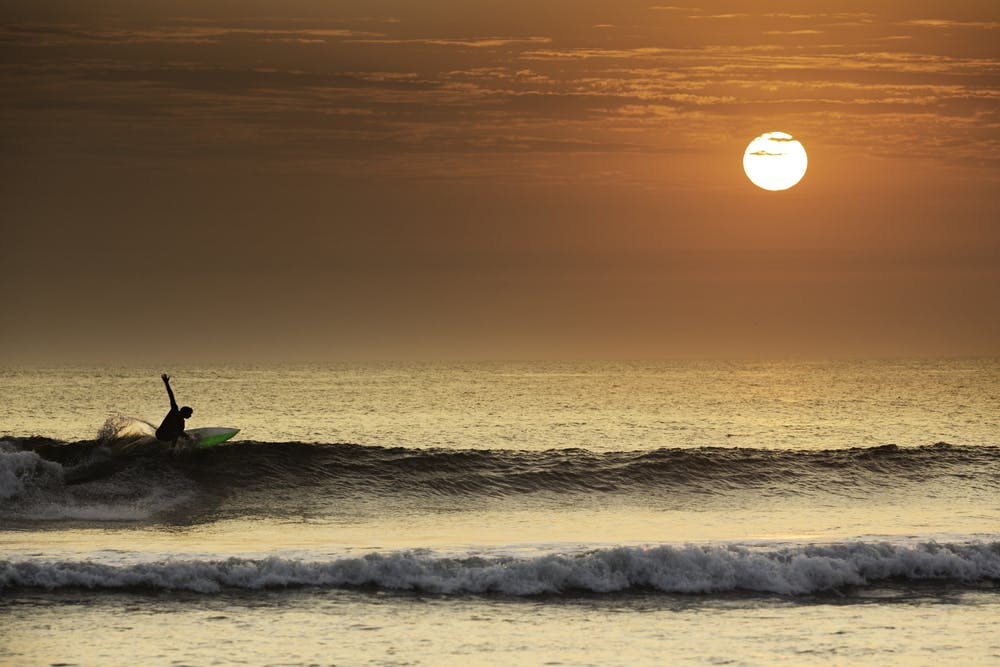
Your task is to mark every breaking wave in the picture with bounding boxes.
[0,438,196,521]
[3,436,998,522]
[7,438,1000,521]
[0,441,64,500]
[10,438,1000,491]
[2,542,997,596]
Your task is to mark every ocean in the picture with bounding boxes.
[2,360,998,665]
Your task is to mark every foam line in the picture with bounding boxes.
[3,542,997,595]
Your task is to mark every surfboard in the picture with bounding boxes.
[186,427,240,448]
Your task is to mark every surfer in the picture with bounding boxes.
[155,373,193,445]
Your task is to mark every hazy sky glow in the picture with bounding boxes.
[2,1,998,361]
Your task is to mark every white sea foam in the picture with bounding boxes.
[97,413,157,448]
[0,440,195,521]
[2,542,997,595]
[0,442,64,500]
[9,475,197,522]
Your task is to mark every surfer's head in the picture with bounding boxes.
[180,406,193,418]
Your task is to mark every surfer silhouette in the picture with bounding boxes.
[156,373,193,445]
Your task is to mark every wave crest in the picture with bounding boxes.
[2,542,997,596]
[0,441,64,500]
[5,440,998,522]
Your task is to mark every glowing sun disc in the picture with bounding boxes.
[743,131,808,191]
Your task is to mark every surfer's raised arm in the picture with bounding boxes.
[156,374,193,446]
[162,373,179,411]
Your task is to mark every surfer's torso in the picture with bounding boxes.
[156,410,186,442]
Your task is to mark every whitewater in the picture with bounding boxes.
[2,360,998,665]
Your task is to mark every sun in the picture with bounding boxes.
[743,132,808,191]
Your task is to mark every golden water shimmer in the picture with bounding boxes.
[2,362,999,665]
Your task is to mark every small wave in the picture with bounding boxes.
[0,440,196,521]
[5,439,998,522]
[2,542,997,596]
[146,441,1000,499]
[0,441,64,500]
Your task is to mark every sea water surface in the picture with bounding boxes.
[2,360,999,665]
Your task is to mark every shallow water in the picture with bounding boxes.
[4,588,999,667]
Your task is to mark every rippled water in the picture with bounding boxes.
[3,359,998,448]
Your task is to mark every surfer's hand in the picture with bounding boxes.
[161,373,170,383]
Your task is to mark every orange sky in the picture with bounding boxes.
[2,1,998,361]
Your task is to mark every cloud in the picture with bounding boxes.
[763,12,875,22]
[362,36,553,48]
[3,6,997,179]
[691,14,750,20]
[765,30,824,36]
[519,47,682,61]
[0,23,387,45]
[905,19,999,30]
